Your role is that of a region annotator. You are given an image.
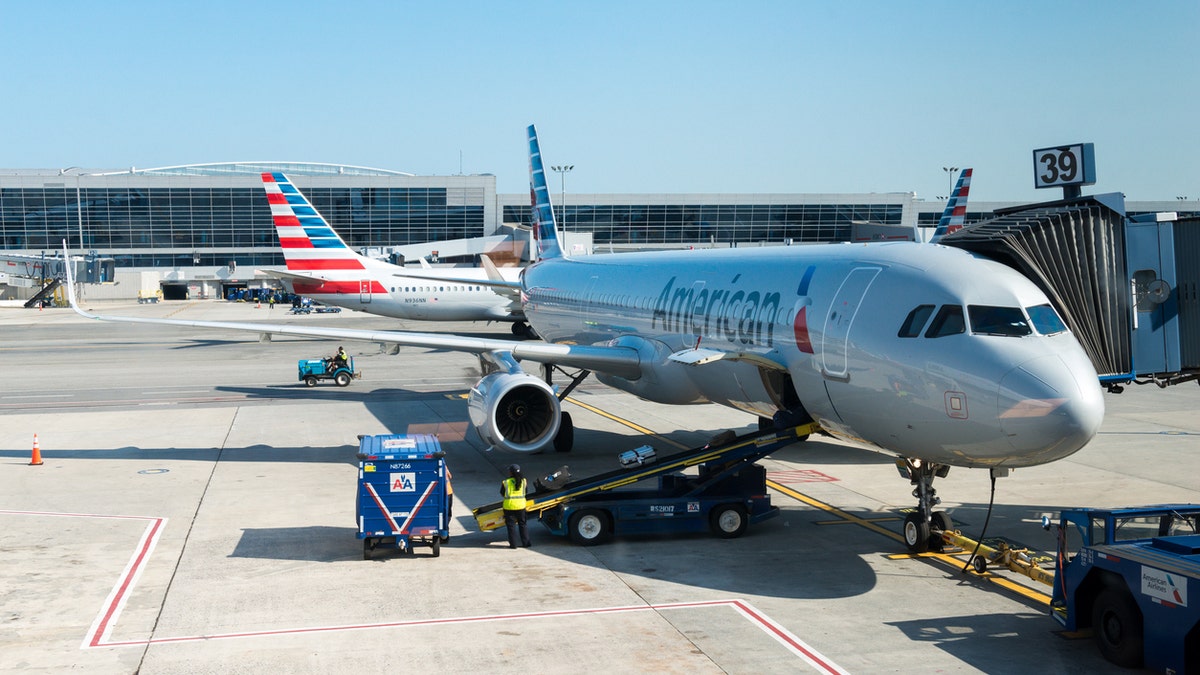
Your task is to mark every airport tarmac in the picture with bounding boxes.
[2,300,1197,673]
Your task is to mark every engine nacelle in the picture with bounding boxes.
[467,371,561,453]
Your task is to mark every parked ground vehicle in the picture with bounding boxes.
[1049,504,1200,672]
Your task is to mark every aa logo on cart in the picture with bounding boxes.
[390,472,416,492]
[1141,566,1187,606]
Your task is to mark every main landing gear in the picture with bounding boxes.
[541,364,592,453]
[896,458,953,553]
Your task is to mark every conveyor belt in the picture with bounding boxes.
[472,423,817,531]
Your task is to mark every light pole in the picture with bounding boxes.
[551,165,573,227]
[942,166,959,198]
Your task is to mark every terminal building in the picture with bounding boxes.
[0,162,1194,301]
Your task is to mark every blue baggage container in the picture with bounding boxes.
[356,434,450,558]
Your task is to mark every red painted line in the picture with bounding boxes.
[89,596,847,671]
[86,517,165,647]
[0,511,166,650]
[729,600,847,674]
[1,512,843,669]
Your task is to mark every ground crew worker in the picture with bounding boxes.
[446,468,453,521]
[501,464,531,548]
[328,346,349,373]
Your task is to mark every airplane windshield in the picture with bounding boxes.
[967,306,1032,337]
[1026,304,1068,335]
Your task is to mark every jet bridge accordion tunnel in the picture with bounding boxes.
[940,194,1200,387]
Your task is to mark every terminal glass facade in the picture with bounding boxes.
[0,183,486,268]
[503,203,903,244]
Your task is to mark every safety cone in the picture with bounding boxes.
[29,434,43,466]
[255,297,261,308]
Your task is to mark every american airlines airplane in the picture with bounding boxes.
[260,173,532,336]
[66,125,1104,552]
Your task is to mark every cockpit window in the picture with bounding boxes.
[898,305,935,338]
[924,305,965,338]
[1027,304,1068,335]
[968,305,1032,336]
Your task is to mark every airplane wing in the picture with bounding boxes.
[63,244,639,378]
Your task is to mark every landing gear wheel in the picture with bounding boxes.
[709,504,749,538]
[928,511,953,551]
[335,372,351,387]
[304,376,317,387]
[511,322,525,337]
[931,511,953,533]
[568,508,610,546]
[431,538,441,558]
[903,512,931,553]
[1092,588,1144,668]
[553,412,574,453]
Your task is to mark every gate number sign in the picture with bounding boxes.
[1032,143,1096,189]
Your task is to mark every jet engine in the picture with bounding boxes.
[467,372,561,453]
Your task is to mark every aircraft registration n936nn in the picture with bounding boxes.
[261,172,533,336]
[66,125,1104,552]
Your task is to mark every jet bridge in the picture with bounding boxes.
[940,193,1199,388]
[1,251,115,306]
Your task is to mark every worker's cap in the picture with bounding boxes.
[507,464,521,476]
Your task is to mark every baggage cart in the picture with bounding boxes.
[356,434,451,558]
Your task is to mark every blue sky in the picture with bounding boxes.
[1,2,1196,203]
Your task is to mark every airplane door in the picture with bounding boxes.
[821,267,880,381]
[359,279,372,304]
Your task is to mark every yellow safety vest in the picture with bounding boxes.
[502,477,527,510]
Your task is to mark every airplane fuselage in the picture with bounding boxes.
[522,242,1104,468]
[282,268,520,321]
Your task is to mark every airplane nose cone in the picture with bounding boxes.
[997,352,1105,465]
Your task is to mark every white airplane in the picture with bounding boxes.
[260,172,533,337]
[66,125,1105,552]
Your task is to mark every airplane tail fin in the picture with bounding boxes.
[527,125,563,260]
[261,173,367,271]
[930,168,972,243]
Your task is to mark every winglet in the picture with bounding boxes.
[61,240,96,319]
[527,125,563,260]
[930,168,972,242]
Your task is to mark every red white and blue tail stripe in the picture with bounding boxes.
[262,173,365,271]
[930,168,972,242]
[527,125,563,260]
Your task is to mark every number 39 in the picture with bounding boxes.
[1039,148,1078,185]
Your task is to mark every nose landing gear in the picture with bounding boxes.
[897,458,953,553]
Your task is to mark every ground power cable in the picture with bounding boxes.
[961,470,998,574]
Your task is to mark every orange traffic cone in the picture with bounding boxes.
[29,434,43,466]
